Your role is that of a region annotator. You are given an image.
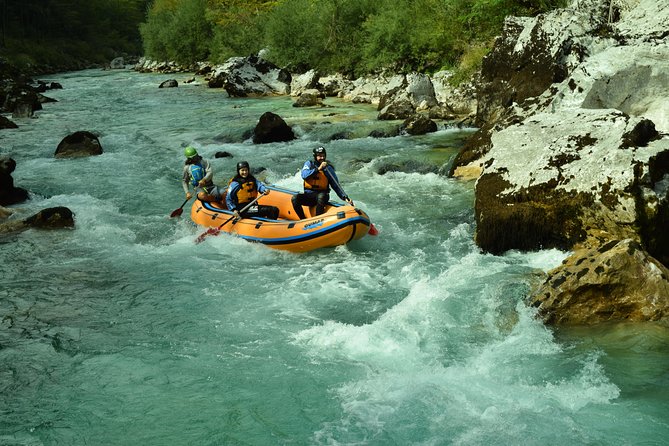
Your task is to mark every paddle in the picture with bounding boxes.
[170,198,190,218]
[195,193,264,244]
[323,166,379,236]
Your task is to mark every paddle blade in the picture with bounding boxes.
[195,228,220,244]
[368,223,379,236]
[170,208,184,218]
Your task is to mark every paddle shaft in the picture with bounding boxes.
[322,165,350,203]
[219,193,264,228]
[195,193,265,243]
[323,164,378,235]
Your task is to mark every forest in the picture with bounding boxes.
[141,0,565,81]
[0,0,150,70]
[1,0,565,80]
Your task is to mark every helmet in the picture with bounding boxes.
[237,161,250,172]
[184,146,198,158]
[313,146,326,157]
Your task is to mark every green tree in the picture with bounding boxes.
[263,0,376,75]
[205,0,275,62]
[141,0,212,63]
[2,0,149,69]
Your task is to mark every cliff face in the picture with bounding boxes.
[457,0,669,325]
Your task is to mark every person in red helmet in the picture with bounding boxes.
[291,146,352,220]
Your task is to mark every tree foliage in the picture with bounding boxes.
[205,0,274,61]
[1,0,150,69]
[140,0,212,63]
[2,0,567,79]
[141,0,565,78]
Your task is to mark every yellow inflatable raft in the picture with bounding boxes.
[191,186,374,252]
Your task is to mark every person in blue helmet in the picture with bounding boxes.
[291,146,352,220]
[226,161,279,220]
[182,146,223,202]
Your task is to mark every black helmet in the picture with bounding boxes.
[313,146,326,157]
[237,161,250,172]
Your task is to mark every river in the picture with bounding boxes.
[1,68,668,445]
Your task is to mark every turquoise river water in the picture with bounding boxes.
[1,69,668,445]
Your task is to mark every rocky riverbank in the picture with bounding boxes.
[451,0,669,325]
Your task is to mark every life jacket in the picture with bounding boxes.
[304,163,329,191]
[232,175,258,204]
[189,163,206,187]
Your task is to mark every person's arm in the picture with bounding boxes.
[182,166,192,197]
[300,160,318,179]
[201,159,214,185]
[325,166,349,202]
[226,182,240,211]
[257,180,269,195]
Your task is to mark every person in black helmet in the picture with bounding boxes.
[226,161,279,220]
[182,146,222,202]
[291,146,352,220]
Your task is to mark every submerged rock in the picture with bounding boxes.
[159,79,178,88]
[0,156,29,205]
[54,131,103,158]
[252,112,295,144]
[0,206,75,235]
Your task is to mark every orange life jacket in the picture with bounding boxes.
[304,170,329,191]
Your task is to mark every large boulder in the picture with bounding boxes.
[0,206,75,235]
[110,57,125,69]
[475,109,667,258]
[464,0,669,325]
[549,42,669,133]
[531,239,669,325]
[159,79,178,88]
[24,206,74,229]
[292,89,324,107]
[54,131,103,158]
[401,114,438,135]
[0,156,29,205]
[3,88,43,116]
[0,115,18,129]
[252,112,295,144]
[450,0,611,175]
[290,70,320,97]
[431,70,477,117]
[208,54,291,97]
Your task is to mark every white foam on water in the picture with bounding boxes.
[299,251,622,444]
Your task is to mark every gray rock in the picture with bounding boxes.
[531,239,669,325]
[55,131,103,158]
